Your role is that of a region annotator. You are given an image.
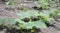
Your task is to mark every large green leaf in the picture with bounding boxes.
[2,18,17,27]
[17,20,47,29]
[25,21,47,29]
[17,10,39,19]
[41,10,51,18]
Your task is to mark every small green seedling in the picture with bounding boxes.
[6,0,17,5]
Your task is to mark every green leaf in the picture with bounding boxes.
[16,19,25,24]
[18,20,46,29]
[49,9,59,17]
[16,19,26,29]
[47,18,54,21]
[58,13,60,16]
[7,18,16,25]
[2,18,17,27]
[16,19,47,29]
[17,11,31,19]
[39,12,49,18]
[0,18,6,25]
[25,20,47,29]
[17,10,39,19]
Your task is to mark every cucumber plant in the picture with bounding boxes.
[0,9,60,33]
[16,9,60,29]
[34,0,49,10]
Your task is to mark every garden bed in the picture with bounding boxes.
[0,0,60,33]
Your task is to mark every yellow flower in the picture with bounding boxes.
[31,29,35,32]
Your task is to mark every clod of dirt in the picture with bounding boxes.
[22,18,30,22]
[40,27,58,33]
[0,30,5,33]
[31,16,39,21]
[33,6,43,10]
[5,7,14,11]
[53,21,60,29]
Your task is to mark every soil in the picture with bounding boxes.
[0,0,60,33]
